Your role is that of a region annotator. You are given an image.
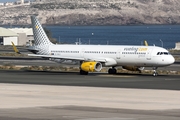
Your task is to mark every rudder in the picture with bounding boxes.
[31,16,53,46]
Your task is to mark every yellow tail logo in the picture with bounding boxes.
[11,42,21,54]
[144,40,148,46]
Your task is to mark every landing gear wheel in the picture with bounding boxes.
[152,67,158,77]
[80,70,88,75]
[153,72,158,77]
[108,68,117,74]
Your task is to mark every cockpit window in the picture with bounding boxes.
[157,52,170,55]
[164,52,169,55]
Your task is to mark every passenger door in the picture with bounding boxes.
[146,48,153,60]
[116,49,121,59]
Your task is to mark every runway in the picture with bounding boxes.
[0,65,180,120]
[0,70,180,90]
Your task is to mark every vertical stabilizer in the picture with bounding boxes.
[11,42,21,54]
[144,40,148,46]
[31,16,53,46]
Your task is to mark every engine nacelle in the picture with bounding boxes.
[122,66,144,71]
[81,62,102,72]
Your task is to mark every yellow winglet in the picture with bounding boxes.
[11,42,21,54]
[144,40,148,46]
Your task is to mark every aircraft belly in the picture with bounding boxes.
[118,55,146,66]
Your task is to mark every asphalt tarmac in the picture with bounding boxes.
[0,70,180,90]
[0,106,180,120]
[0,70,180,120]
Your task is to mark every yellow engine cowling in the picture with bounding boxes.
[81,62,102,72]
[122,66,144,71]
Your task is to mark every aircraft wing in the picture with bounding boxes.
[28,54,107,62]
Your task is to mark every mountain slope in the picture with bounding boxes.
[0,0,180,25]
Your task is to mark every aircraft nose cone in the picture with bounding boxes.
[169,56,175,65]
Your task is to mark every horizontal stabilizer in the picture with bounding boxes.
[27,47,39,54]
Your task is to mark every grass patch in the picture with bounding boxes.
[0,64,180,75]
[0,53,28,57]
[169,49,180,54]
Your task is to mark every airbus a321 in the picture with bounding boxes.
[28,16,175,76]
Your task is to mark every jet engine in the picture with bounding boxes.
[81,62,102,72]
[122,66,144,71]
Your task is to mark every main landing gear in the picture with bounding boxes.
[79,61,88,75]
[108,67,117,74]
[80,69,88,75]
[153,67,158,77]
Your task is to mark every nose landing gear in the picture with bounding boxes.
[153,67,158,77]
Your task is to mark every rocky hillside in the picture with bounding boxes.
[0,0,180,25]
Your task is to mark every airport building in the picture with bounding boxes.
[175,42,180,50]
[0,27,33,46]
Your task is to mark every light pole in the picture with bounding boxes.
[160,39,163,47]
[59,36,60,44]
[107,41,109,45]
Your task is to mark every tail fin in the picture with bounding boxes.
[11,42,21,54]
[31,16,53,46]
[144,40,148,46]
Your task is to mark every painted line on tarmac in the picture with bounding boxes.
[165,79,180,81]
[97,74,136,78]
[78,118,135,120]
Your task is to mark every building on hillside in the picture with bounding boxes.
[21,0,24,4]
[16,0,25,4]
[0,27,34,46]
[0,3,4,6]
[15,1,21,4]
[34,0,44,2]
[5,2,14,6]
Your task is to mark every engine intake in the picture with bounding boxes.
[81,62,102,72]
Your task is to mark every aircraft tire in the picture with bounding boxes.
[80,70,88,75]
[153,72,158,77]
[108,68,117,74]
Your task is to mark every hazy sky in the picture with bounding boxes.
[0,0,33,2]
[0,0,18,2]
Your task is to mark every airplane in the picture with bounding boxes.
[11,42,21,54]
[26,16,175,76]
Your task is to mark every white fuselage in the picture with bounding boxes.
[48,44,175,67]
